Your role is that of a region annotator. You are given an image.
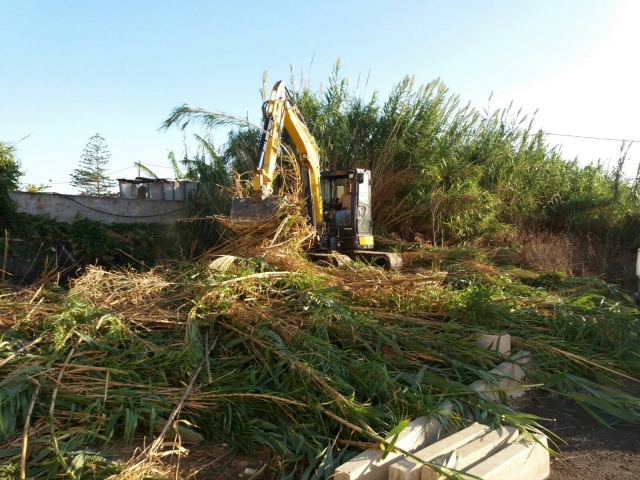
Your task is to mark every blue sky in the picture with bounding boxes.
[2,0,638,193]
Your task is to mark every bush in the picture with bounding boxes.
[0,141,22,227]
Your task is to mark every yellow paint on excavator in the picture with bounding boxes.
[229,81,323,234]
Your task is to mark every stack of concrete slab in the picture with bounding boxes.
[333,334,550,480]
[332,412,451,480]
[388,423,549,480]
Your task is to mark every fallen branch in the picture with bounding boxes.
[148,335,218,456]
[21,382,41,480]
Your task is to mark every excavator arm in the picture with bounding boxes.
[230,81,323,232]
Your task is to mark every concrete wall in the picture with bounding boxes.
[10,191,188,225]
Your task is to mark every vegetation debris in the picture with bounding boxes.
[1,226,639,478]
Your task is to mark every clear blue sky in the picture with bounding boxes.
[2,0,638,193]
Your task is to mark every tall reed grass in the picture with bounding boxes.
[176,63,637,284]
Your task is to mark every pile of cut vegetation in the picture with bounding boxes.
[1,227,639,479]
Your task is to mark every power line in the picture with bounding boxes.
[53,193,186,218]
[21,175,70,185]
[137,162,175,168]
[108,166,137,174]
[544,132,638,143]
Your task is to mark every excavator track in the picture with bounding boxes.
[306,252,353,268]
[308,250,402,270]
[352,250,403,270]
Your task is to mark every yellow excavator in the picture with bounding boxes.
[229,81,401,270]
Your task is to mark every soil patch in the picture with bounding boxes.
[514,388,640,480]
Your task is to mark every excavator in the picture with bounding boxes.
[229,81,402,270]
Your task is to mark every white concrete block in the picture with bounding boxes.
[501,350,533,398]
[334,405,452,480]
[420,426,520,480]
[477,334,511,355]
[463,433,550,480]
[508,350,533,382]
[490,360,514,377]
[505,385,528,399]
[470,350,534,400]
[468,378,512,402]
[335,351,539,479]
[388,423,489,480]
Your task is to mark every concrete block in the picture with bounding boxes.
[505,384,528,399]
[463,433,550,480]
[468,379,512,402]
[500,350,533,398]
[388,423,489,480]
[469,350,534,400]
[508,350,533,382]
[334,405,452,480]
[421,426,520,480]
[336,350,539,479]
[489,360,513,377]
[476,334,511,355]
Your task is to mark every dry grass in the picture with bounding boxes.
[517,231,574,275]
[571,236,637,291]
[70,267,171,307]
[210,151,317,273]
[515,231,638,293]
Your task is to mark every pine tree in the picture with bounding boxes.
[70,133,116,196]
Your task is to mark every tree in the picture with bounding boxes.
[70,133,116,196]
[24,183,50,192]
[0,141,23,226]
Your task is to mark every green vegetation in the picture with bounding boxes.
[5,213,181,281]
[1,243,638,479]
[1,66,639,479]
[163,64,640,285]
[0,141,22,227]
[290,66,639,246]
[23,183,51,193]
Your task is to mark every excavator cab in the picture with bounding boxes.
[318,169,374,251]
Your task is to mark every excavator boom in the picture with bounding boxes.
[229,81,323,233]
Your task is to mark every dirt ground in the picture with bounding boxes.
[163,446,274,479]
[514,390,640,480]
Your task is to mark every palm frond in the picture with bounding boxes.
[160,104,255,132]
[167,151,184,179]
[134,162,158,179]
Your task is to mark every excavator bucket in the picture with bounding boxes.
[229,196,284,233]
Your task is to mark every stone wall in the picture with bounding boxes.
[10,191,188,225]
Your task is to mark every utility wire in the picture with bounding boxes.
[139,162,175,168]
[108,166,137,174]
[544,132,638,143]
[21,176,71,185]
[21,130,636,187]
[53,193,187,218]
